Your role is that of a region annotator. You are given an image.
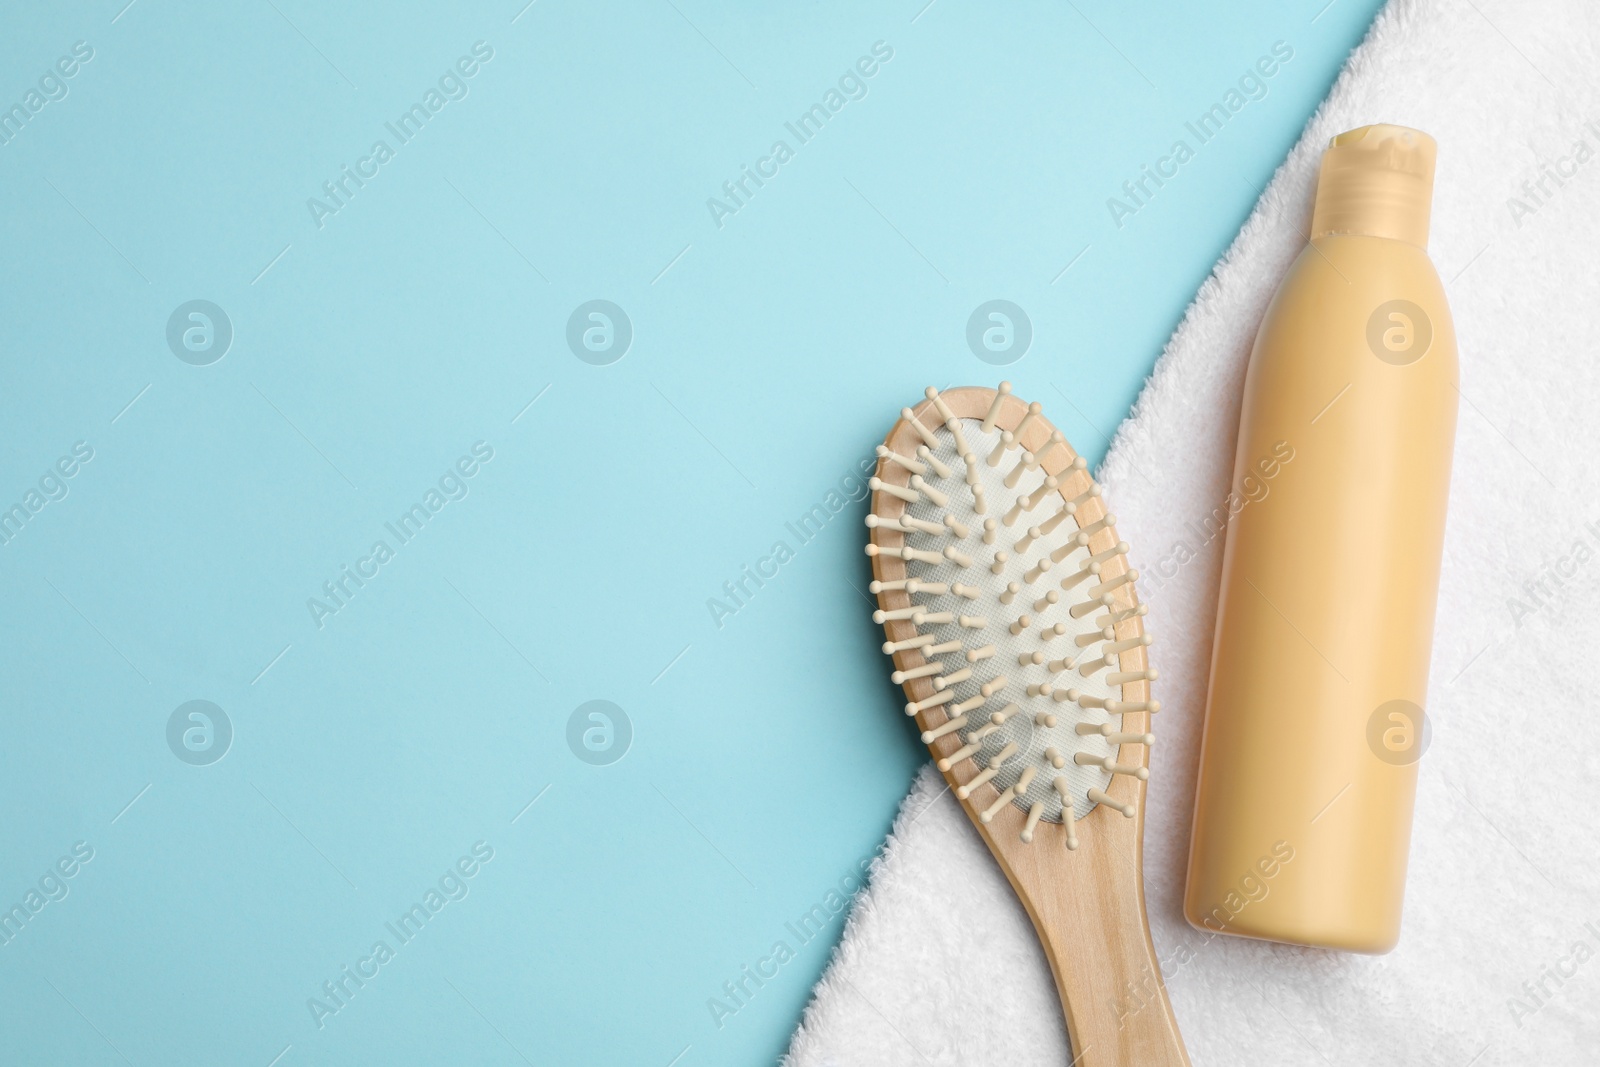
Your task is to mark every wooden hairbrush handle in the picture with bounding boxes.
[1003,812,1189,1066]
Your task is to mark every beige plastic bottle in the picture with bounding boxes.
[1183,125,1457,953]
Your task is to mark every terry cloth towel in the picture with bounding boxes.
[783,1,1600,1064]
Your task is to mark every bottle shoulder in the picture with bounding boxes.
[1298,235,1450,307]
[1257,236,1457,372]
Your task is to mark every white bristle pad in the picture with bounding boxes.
[869,393,1152,829]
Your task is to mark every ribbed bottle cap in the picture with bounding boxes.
[1310,124,1436,247]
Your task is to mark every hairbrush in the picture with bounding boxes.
[865,384,1189,1066]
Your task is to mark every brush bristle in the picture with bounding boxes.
[867,385,1156,845]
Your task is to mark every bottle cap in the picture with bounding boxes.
[1309,124,1436,247]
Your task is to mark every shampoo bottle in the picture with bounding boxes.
[1183,125,1457,953]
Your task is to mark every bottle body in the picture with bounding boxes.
[1182,233,1457,953]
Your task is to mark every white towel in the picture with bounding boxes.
[784,1,1600,1063]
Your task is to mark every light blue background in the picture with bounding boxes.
[0,2,1381,1064]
